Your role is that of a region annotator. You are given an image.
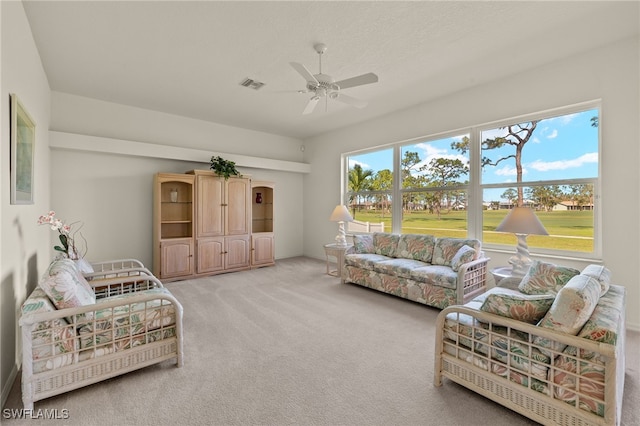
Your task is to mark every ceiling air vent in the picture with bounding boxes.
[239,78,265,90]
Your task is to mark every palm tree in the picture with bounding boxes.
[348,164,373,217]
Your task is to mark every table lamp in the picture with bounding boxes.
[495,206,548,276]
[329,205,353,247]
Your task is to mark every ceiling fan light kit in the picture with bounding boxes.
[290,43,378,115]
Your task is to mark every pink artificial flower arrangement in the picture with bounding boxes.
[37,211,86,260]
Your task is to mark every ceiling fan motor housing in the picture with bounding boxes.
[306,73,339,93]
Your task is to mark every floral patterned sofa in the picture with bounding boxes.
[19,258,184,409]
[435,260,625,426]
[342,232,489,308]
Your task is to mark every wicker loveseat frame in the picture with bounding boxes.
[434,284,626,426]
[19,259,184,409]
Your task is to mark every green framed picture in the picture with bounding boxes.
[10,93,36,205]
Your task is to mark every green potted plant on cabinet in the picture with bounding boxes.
[210,156,240,180]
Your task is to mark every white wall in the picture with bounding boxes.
[303,37,640,330]
[0,1,51,407]
[49,93,306,266]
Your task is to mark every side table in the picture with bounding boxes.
[323,243,353,277]
[490,266,523,290]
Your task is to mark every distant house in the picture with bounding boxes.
[553,201,594,211]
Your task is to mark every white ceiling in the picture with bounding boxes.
[22,1,640,140]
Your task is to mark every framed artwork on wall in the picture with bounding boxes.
[10,93,36,205]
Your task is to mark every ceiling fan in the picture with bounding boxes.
[290,43,378,115]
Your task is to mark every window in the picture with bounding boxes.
[400,135,470,238]
[342,102,600,258]
[480,107,599,254]
[345,148,393,233]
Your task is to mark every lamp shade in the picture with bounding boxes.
[329,205,353,222]
[495,207,548,236]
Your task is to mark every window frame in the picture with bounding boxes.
[342,99,602,260]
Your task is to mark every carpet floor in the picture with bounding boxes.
[3,257,639,425]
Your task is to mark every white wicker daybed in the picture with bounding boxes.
[19,258,184,409]
[434,262,625,426]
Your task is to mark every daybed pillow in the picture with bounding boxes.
[432,238,480,266]
[353,234,374,254]
[581,264,611,296]
[518,260,580,295]
[39,259,96,311]
[533,274,601,357]
[450,245,476,272]
[479,288,555,323]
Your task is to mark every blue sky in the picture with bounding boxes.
[348,109,598,202]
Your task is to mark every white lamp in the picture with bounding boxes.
[495,206,549,277]
[329,205,353,247]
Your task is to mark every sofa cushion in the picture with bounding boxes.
[518,260,580,295]
[373,258,429,279]
[373,233,400,257]
[451,245,476,272]
[410,265,458,290]
[534,274,601,357]
[21,287,78,373]
[479,288,555,324]
[432,238,480,266]
[78,288,177,350]
[344,253,390,270]
[353,234,374,254]
[395,234,436,263]
[581,264,611,296]
[39,259,96,311]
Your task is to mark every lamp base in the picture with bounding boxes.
[508,233,533,277]
[334,221,348,247]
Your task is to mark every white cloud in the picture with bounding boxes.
[528,152,598,171]
[411,142,468,175]
[547,129,558,139]
[349,159,370,169]
[495,165,527,177]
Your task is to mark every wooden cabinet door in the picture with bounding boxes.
[160,239,193,278]
[252,234,275,266]
[225,235,250,270]
[196,237,224,274]
[226,178,250,235]
[196,175,224,237]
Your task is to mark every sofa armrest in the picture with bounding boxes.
[456,257,489,304]
[434,304,622,425]
[89,273,165,299]
[89,258,146,272]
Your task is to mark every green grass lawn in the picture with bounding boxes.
[350,209,593,252]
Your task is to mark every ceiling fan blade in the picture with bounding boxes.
[334,93,368,109]
[290,62,319,85]
[303,97,320,115]
[334,72,378,90]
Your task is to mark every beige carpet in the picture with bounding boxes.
[3,257,639,425]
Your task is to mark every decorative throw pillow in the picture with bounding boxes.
[396,234,436,264]
[373,233,400,257]
[581,264,611,296]
[450,245,476,272]
[39,260,96,311]
[533,274,601,357]
[432,238,480,266]
[518,260,580,295]
[479,288,555,323]
[353,234,374,254]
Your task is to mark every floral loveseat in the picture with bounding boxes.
[435,260,625,426]
[19,258,184,409]
[342,232,489,309]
